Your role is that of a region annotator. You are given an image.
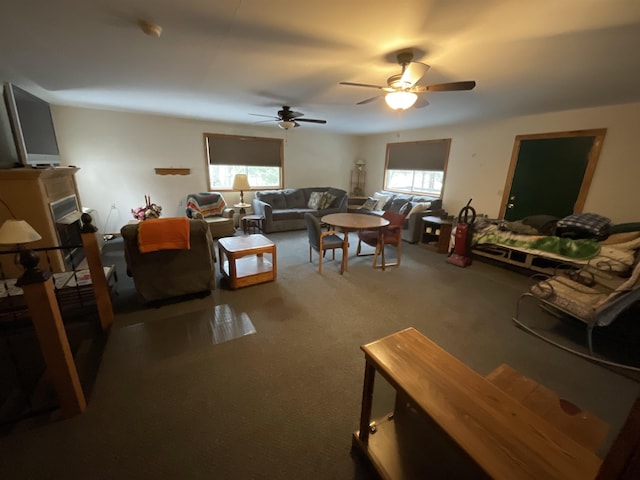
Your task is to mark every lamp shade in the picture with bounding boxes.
[232,174,251,191]
[385,91,418,110]
[0,219,42,245]
[278,120,296,130]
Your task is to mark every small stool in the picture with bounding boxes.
[242,214,265,234]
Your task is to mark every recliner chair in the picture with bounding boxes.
[120,218,216,302]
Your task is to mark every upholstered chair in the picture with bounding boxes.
[185,192,235,238]
[356,210,406,269]
[304,213,347,274]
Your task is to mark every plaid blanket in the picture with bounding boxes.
[185,192,226,218]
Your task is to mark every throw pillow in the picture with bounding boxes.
[319,192,336,210]
[372,192,391,210]
[407,202,431,217]
[308,191,325,209]
[399,202,413,216]
[361,197,378,211]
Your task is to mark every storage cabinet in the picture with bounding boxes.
[418,215,452,253]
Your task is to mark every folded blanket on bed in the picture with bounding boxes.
[138,217,191,253]
[474,230,601,259]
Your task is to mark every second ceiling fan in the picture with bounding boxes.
[250,106,327,130]
[340,51,476,110]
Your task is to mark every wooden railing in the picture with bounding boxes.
[0,214,113,420]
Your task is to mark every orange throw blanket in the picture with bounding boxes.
[138,217,191,253]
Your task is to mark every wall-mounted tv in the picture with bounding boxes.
[2,82,61,167]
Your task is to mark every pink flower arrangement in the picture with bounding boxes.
[132,195,162,221]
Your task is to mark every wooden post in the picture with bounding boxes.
[80,212,113,331]
[18,252,86,417]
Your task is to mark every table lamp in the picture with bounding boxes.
[0,219,49,284]
[232,174,251,207]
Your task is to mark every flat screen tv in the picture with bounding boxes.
[2,82,61,167]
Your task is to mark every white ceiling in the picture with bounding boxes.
[2,0,640,135]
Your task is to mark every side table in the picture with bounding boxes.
[419,215,453,253]
[242,214,265,234]
[217,234,277,289]
[233,203,252,228]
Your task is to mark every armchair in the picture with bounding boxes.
[185,192,236,238]
[120,218,216,302]
[356,210,406,270]
[304,213,347,274]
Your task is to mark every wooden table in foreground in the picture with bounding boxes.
[353,328,602,480]
[217,234,276,289]
[321,213,389,271]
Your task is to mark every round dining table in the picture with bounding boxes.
[321,213,390,271]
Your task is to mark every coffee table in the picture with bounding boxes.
[217,234,276,289]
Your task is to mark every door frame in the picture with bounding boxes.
[498,128,607,219]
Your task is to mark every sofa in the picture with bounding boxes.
[252,187,348,233]
[358,190,444,243]
[120,218,216,302]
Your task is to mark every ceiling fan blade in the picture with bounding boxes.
[400,62,429,87]
[412,81,476,92]
[340,81,385,90]
[414,97,430,109]
[295,118,327,124]
[356,95,382,105]
[249,113,279,119]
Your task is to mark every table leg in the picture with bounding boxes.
[358,360,376,444]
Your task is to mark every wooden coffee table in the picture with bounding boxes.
[217,234,276,289]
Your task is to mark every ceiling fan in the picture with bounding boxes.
[340,51,476,110]
[250,106,327,130]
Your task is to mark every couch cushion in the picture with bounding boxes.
[284,189,306,208]
[272,209,311,221]
[388,195,412,213]
[259,192,287,209]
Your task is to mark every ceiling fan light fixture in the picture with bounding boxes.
[385,91,418,110]
[278,120,296,130]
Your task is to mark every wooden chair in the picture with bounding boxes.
[304,213,347,274]
[356,210,406,270]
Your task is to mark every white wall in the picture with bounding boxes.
[360,102,640,224]
[52,107,358,234]
[51,101,639,234]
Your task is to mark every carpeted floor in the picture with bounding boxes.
[1,229,639,479]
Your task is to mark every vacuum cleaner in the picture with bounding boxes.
[447,199,476,267]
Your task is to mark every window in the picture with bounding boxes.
[204,133,283,190]
[384,139,451,197]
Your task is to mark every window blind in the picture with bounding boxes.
[207,134,282,167]
[386,139,451,171]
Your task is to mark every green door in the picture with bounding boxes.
[504,135,598,221]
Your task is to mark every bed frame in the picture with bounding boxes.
[472,244,574,275]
